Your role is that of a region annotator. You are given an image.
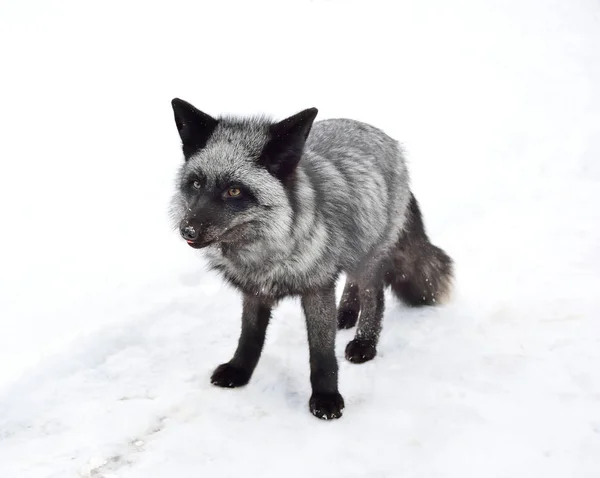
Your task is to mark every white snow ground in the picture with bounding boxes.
[1,0,599,476]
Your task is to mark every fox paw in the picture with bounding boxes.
[210,363,251,388]
[309,392,345,420]
[345,338,377,363]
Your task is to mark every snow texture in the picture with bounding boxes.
[1,0,599,477]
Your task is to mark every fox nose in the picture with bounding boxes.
[181,225,198,241]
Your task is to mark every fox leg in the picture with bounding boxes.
[211,294,272,388]
[337,277,360,329]
[343,252,388,364]
[302,282,345,419]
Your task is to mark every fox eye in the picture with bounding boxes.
[226,187,242,197]
[192,180,201,190]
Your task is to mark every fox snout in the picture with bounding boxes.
[180,217,220,248]
[180,224,199,241]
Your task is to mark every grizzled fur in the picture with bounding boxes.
[169,98,453,419]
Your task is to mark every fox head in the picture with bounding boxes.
[169,98,318,251]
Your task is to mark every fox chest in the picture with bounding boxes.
[209,254,336,300]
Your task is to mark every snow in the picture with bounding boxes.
[1,0,599,476]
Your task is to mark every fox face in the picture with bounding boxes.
[170,99,318,251]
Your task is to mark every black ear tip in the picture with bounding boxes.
[171,98,185,109]
[306,107,319,120]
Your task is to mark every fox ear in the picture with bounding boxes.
[260,107,318,179]
[171,98,219,159]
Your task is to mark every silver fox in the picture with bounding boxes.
[170,98,454,419]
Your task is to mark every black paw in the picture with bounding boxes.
[210,363,251,388]
[345,338,377,363]
[337,308,359,329]
[309,392,345,420]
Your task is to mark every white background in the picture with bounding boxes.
[0,0,599,476]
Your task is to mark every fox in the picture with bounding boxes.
[169,98,454,419]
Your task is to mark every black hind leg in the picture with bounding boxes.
[386,193,454,306]
[345,276,385,364]
[337,279,360,330]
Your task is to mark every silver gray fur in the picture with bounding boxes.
[170,100,453,419]
[172,118,410,295]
